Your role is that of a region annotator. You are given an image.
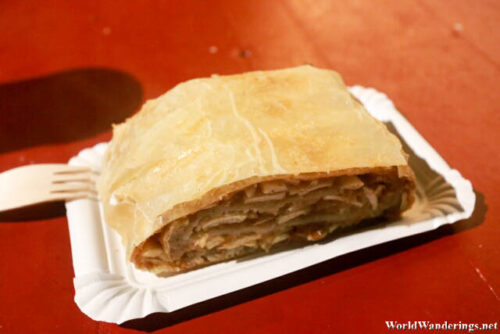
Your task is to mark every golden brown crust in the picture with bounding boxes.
[97,65,416,263]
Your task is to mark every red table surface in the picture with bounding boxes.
[0,1,499,333]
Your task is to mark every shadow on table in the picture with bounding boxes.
[121,190,486,332]
[0,68,143,154]
[0,202,67,222]
[0,68,142,222]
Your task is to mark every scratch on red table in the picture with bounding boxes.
[471,264,500,302]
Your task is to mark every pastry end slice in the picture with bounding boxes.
[98,65,416,276]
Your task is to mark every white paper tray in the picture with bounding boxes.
[65,86,475,324]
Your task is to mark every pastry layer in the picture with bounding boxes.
[133,170,413,275]
[97,66,417,276]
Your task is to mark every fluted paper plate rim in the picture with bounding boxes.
[65,86,475,324]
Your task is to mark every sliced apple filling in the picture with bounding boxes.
[134,172,412,275]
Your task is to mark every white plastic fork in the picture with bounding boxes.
[0,164,97,212]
